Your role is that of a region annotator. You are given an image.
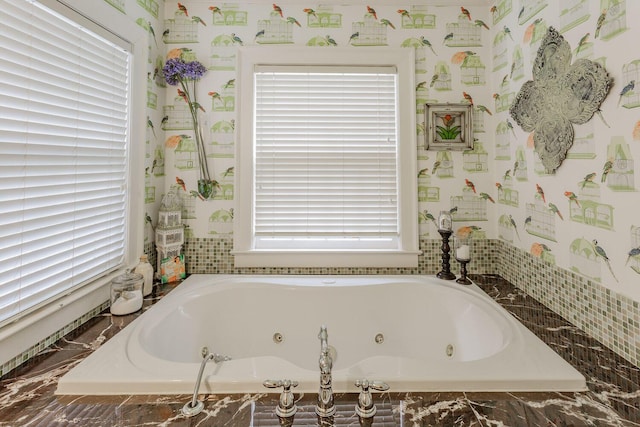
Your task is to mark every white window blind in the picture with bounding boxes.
[254,68,399,249]
[0,0,131,325]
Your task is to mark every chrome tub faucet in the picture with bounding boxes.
[315,325,336,417]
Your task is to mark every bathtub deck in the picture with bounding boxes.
[0,275,639,426]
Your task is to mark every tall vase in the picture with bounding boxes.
[193,111,216,200]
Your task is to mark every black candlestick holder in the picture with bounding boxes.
[436,229,456,280]
[455,258,471,285]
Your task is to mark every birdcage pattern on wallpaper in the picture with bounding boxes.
[472,108,485,133]
[462,142,488,173]
[533,152,554,176]
[498,214,516,243]
[210,39,237,71]
[208,209,234,235]
[432,62,452,91]
[351,14,387,46]
[460,55,486,86]
[492,0,512,25]
[492,31,509,72]
[606,137,635,191]
[434,151,454,179]
[450,189,488,222]
[178,189,196,219]
[568,195,614,231]
[162,103,193,130]
[256,12,294,44]
[525,199,557,242]
[514,147,528,181]
[620,60,640,109]
[137,0,159,18]
[152,146,165,177]
[417,174,439,202]
[173,137,196,170]
[399,5,436,29]
[559,0,589,33]
[307,6,341,28]
[164,11,199,44]
[511,46,524,81]
[567,122,596,159]
[144,173,156,204]
[495,122,511,160]
[211,84,235,112]
[518,0,548,25]
[212,4,248,26]
[444,14,482,47]
[499,187,519,207]
[598,0,627,41]
[570,238,602,282]
[494,80,515,113]
[210,120,235,158]
[146,76,158,109]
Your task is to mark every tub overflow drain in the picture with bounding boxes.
[273,332,284,343]
[446,344,454,357]
[374,333,384,344]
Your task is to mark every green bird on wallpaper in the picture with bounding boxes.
[548,203,563,220]
[509,215,520,241]
[287,17,301,27]
[192,16,206,26]
[380,19,395,29]
[627,247,640,266]
[601,160,613,182]
[576,33,589,54]
[420,210,437,227]
[595,9,607,39]
[476,105,492,115]
[581,172,596,189]
[592,240,618,282]
[420,37,436,55]
[479,192,494,203]
[432,161,441,175]
[474,19,489,30]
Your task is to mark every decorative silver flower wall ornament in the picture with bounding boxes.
[509,27,612,173]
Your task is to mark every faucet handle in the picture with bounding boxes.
[263,379,298,418]
[354,379,390,419]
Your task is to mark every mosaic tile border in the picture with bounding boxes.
[496,239,640,369]
[0,242,158,379]
[0,300,109,378]
[182,237,498,276]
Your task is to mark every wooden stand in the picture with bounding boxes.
[436,229,456,280]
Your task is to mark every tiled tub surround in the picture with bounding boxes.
[184,237,640,370]
[0,275,639,426]
[56,275,585,395]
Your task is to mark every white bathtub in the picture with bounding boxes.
[56,274,586,395]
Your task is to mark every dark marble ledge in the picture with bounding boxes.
[0,275,639,426]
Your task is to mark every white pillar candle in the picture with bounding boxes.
[456,244,470,260]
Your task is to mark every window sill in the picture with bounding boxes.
[232,250,421,268]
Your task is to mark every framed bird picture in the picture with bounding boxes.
[425,103,473,151]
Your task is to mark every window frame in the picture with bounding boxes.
[0,0,146,366]
[234,46,419,268]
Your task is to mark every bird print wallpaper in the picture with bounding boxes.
[107,0,640,317]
